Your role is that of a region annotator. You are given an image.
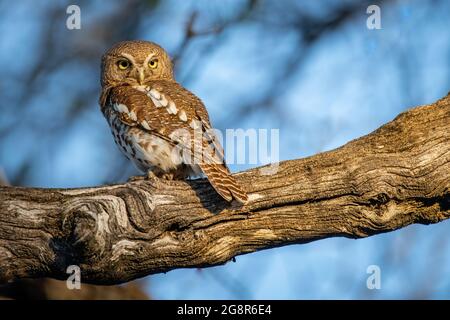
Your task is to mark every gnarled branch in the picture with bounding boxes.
[0,94,449,285]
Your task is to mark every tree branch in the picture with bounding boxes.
[0,94,449,285]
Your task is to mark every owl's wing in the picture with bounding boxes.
[106,84,248,203]
[193,102,226,165]
[105,85,178,142]
[191,102,249,203]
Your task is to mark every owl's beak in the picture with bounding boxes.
[138,68,145,85]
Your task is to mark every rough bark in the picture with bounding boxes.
[0,94,449,285]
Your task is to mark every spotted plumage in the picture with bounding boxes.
[99,40,248,203]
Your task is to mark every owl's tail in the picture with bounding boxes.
[199,163,248,204]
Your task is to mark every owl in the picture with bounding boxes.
[99,40,248,203]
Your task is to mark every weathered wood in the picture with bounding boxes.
[0,94,449,285]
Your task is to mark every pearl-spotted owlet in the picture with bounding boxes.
[99,40,248,203]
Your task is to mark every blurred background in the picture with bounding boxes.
[0,0,449,299]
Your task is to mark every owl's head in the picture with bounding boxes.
[100,40,174,89]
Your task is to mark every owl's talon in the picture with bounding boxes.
[160,173,174,180]
[146,170,159,180]
[145,170,164,188]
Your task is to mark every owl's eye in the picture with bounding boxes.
[148,59,158,69]
[117,60,130,70]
